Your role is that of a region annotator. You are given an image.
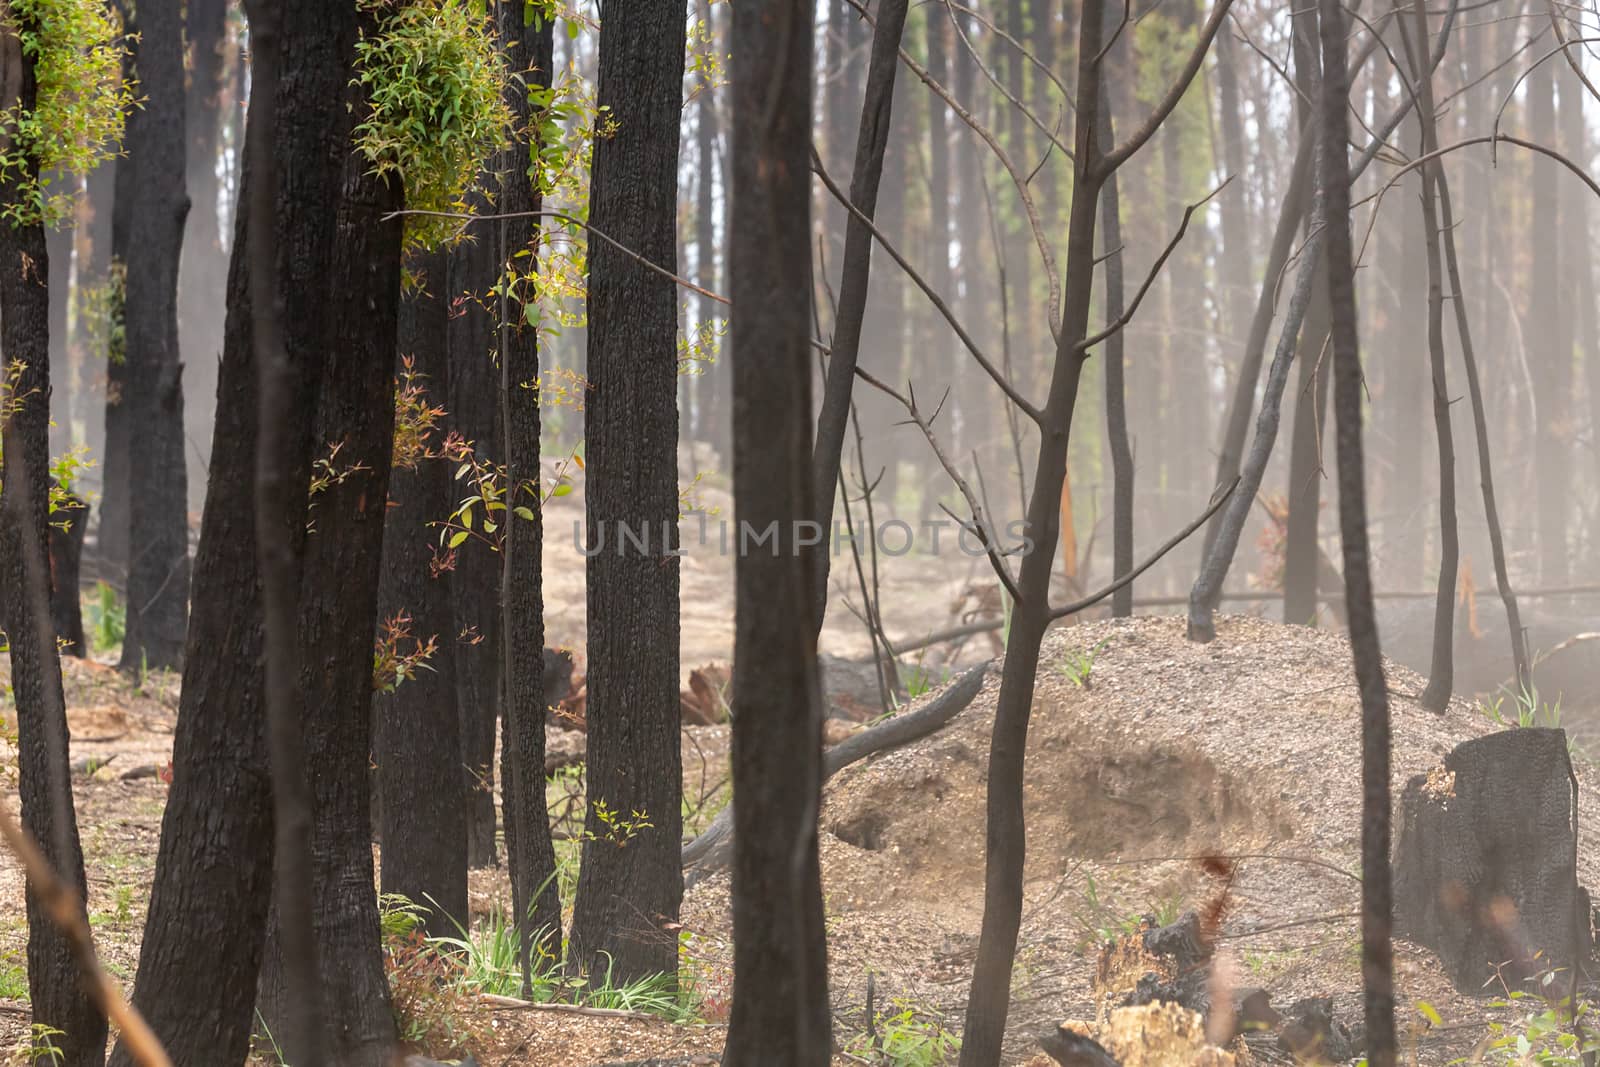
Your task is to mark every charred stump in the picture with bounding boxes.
[48,494,87,657]
[1394,728,1588,991]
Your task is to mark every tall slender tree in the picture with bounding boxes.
[0,16,107,1066]
[723,1,829,1063]
[495,0,561,987]
[445,189,504,870]
[1400,2,1458,713]
[1319,0,1396,1060]
[1282,1,1331,629]
[810,0,909,623]
[120,0,191,672]
[98,5,136,577]
[567,0,687,984]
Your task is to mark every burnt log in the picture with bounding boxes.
[1039,1026,1121,1067]
[1394,727,1587,991]
[49,493,87,657]
[681,660,987,885]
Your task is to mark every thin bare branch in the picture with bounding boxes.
[851,365,1024,604]
[941,1,1074,161]
[1049,480,1239,621]
[1078,177,1233,354]
[810,146,1044,423]
[1491,33,1600,159]
[384,207,729,305]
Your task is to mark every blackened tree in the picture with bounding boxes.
[112,2,361,1062]
[375,250,468,933]
[567,0,686,984]
[0,17,106,1065]
[494,0,561,986]
[1318,0,1396,1059]
[120,0,191,672]
[446,192,504,870]
[721,3,830,1063]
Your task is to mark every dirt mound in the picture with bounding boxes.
[685,614,1600,1064]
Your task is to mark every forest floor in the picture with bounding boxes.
[1,488,1597,1064]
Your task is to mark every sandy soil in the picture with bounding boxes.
[2,520,1595,1065]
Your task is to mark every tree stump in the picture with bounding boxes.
[1394,727,1587,991]
[49,494,87,658]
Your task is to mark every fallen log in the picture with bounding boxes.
[681,660,989,885]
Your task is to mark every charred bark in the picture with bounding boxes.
[495,0,561,987]
[376,250,468,936]
[1097,7,1132,619]
[446,194,503,871]
[566,0,686,986]
[263,129,405,1067]
[0,19,105,1064]
[112,3,361,1063]
[121,0,191,672]
[1319,1,1397,1059]
[48,495,87,658]
[722,1,829,1061]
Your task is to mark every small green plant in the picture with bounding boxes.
[1059,638,1110,689]
[6,1024,65,1065]
[901,657,949,702]
[438,906,701,1021]
[845,998,961,1066]
[352,0,513,252]
[0,950,27,999]
[1071,876,1182,950]
[1452,965,1600,1065]
[372,611,439,694]
[84,580,125,654]
[1480,685,1569,753]
[0,0,133,227]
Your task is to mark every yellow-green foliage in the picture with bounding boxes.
[352,0,513,252]
[0,0,132,226]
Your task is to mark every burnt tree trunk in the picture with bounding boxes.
[97,8,135,579]
[1434,175,1531,696]
[1319,1,1397,1060]
[495,0,561,986]
[722,1,830,1062]
[0,19,106,1065]
[111,2,361,1062]
[446,192,503,871]
[376,249,468,935]
[809,0,909,624]
[273,133,404,1067]
[121,0,191,672]
[1097,5,1133,619]
[1395,729,1582,992]
[567,0,686,985]
[1401,4,1458,713]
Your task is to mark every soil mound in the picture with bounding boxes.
[685,614,1600,1064]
